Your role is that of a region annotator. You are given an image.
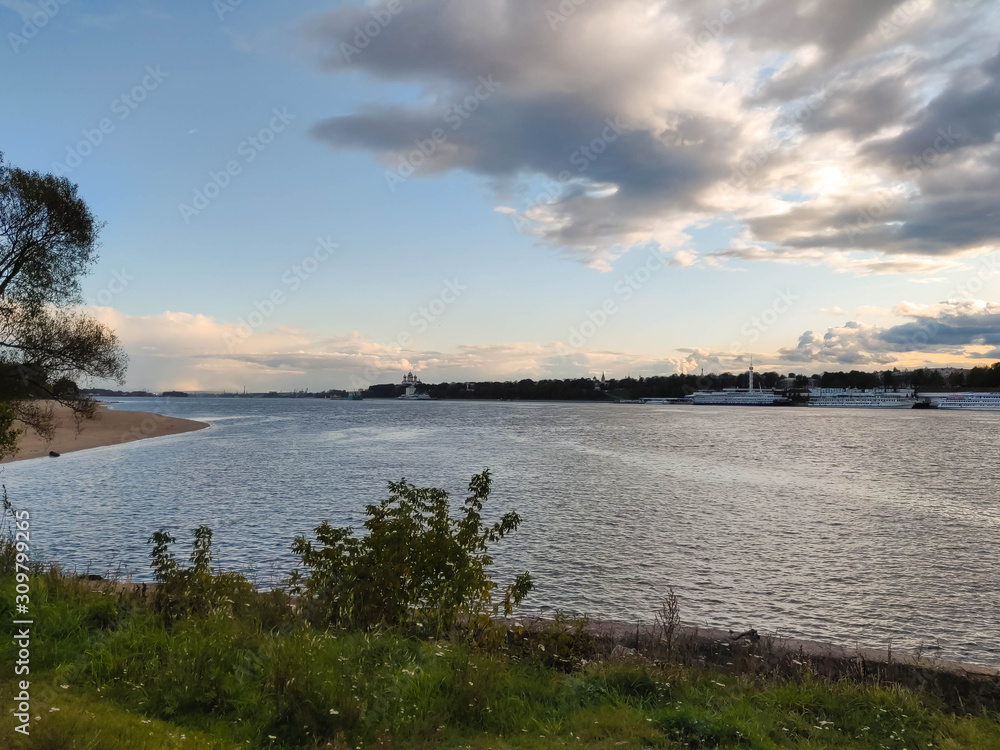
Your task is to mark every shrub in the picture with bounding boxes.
[290,469,533,632]
[0,486,32,576]
[148,525,256,621]
[1,487,15,575]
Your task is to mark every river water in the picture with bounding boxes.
[4,398,998,666]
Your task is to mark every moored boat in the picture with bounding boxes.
[690,363,790,406]
[808,388,918,409]
[934,393,1000,411]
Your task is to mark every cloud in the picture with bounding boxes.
[779,299,1000,365]
[779,321,899,365]
[301,0,1000,273]
[86,307,694,390]
[819,307,847,315]
[88,299,1000,390]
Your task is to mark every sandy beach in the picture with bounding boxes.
[2,402,208,463]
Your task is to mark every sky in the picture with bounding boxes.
[2,0,999,391]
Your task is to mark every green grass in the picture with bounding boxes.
[2,575,999,749]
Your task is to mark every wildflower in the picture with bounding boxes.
[330,709,339,715]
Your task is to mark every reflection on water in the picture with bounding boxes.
[5,398,999,666]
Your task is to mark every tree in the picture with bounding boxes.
[0,402,21,460]
[0,152,127,440]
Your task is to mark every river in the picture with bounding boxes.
[4,398,998,666]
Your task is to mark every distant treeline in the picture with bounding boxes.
[370,374,786,401]
[366,362,1000,401]
[79,363,1000,402]
[80,389,352,400]
[911,363,1000,389]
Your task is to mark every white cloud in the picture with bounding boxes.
[89,297,1000,391]
[303,0,1000,274]
[779,299,1000,365]
[87,307,694,390]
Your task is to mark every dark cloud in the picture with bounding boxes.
[863,50,1000,163]
[799,72,918,139]
[779,300,1000,364]
[303,0,1000,270]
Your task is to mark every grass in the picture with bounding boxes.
[2,574,999,749]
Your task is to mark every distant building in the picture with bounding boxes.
[933,367,969,377]
[592,372,608,391]
[401,371,423,398]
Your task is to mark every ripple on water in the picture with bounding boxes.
[4,398,1000,666]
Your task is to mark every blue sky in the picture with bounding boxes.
[2,0,999,390]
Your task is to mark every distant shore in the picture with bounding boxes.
[2,402,208,463]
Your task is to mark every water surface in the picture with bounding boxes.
[5,398,998,666]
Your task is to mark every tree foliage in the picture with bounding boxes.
[370,364,1000,402]
[0,402,21,460]
[0,152,127,440]
[290,470,533,633]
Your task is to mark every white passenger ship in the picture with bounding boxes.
[935,393,1000,411]
[690,364,789,406]
[808,388,918,409]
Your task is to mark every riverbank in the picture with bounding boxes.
[1,402,208,463]
[2,575,998,749]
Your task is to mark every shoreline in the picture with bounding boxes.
[2,402,209,463]
[86,576,1000,679]
[85,576,1000,707]
[582,616,1000,677]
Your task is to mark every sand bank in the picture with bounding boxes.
[2,402,208,463]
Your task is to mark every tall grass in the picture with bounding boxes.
[2,574,999,749]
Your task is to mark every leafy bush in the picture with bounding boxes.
[290,469,533,632]
[0,486,32,576]
[1,487,15,575]
[148,525,257,622]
